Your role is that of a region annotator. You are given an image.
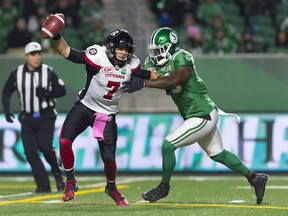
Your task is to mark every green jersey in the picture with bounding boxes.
[144,49,215,119]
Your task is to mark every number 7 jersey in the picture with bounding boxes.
[79,44,140,114]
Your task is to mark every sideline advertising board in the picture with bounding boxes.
[0,113,287,172]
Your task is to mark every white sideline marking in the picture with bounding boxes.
[265,186,288,189]
[228,200,245,203]
[43,200,62,203]
[136,200,150,203]
[0,192,33,199]
[237,185,288,189]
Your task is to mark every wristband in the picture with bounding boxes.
[52,33,61,40]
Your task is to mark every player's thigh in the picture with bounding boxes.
[166,109,219,148]
[165,117,212,148]
[103,115,117,145]
[98,116,117,162]
[198,127,223,156]
[61,102,92,141]
[99,115,117,149]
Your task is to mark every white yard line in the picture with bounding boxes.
[0,192,33,199]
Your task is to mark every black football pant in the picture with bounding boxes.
[60,101,117,163]
[20,114,62,188]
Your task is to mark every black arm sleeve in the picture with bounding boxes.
[132,68,151,79]
[2,71,16,113]
[67,48,85,64]
[46,71,66,98]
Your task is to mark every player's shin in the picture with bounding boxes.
[59,138,74,171]
[161,139,177,184]
[210,149,250,175]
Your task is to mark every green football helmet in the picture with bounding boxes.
[148,27,180,66]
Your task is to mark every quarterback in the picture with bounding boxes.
[50,28,152,206]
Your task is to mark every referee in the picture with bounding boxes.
[2,42,66,193]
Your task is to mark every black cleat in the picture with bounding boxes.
[54,172,65,191]
[33,186,51,193]
[142,183,170,202]
[248,173,268,204]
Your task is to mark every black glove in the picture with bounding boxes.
[5,112,14,123]
[36,87,48,98]
[166,89,171,95]
[123,76,145,93]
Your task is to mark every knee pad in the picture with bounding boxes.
[162,139,176,153]
[59,138,72,153]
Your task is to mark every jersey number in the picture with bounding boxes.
[103,81,120,100]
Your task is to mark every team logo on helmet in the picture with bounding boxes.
[169,32,178,44]
[109,29,120,38]
[89,48,97,55]
[185,54,192,61]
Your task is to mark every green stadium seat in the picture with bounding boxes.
[260,26,277,38]
[227,14,245,26]
[275,13,287,28]
[250,15,272,26]
[221,2,239,15]
[263,36,275,47]
[276,3,288,15]
[226,14,245,33]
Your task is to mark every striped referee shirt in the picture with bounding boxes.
[2,63,66,114]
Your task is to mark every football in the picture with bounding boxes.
[41,13,65,39]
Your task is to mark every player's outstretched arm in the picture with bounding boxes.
[52,35,71,59]
[145,66,192,90]
[123,66,193,93]
[41,13,70,58]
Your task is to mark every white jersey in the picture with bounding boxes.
[79,45,140,114]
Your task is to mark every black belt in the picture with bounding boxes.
[21,107,55,116]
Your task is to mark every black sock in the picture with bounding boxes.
[66,169,75,180]
[107,181,116,190]
[160,182,170,187]
[249,172,256,181]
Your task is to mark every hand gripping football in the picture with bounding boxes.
[41,13,65,39]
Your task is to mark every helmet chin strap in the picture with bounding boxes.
[116,56,127,61]
[109,57,125,66]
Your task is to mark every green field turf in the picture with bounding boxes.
[1,174,288,216]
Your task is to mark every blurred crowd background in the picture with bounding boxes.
[1,0,288,56]
[0,0,107,54]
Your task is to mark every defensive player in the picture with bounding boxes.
[49,28,153,206]
[123,27,268,205]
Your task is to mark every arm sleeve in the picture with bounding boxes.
[2,71,16,113]
[46,71,66,98]
[66,48,85,64]
[132,68,151,79]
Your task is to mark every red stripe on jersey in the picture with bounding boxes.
[84,52,102,70]
[131,63,141,73]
